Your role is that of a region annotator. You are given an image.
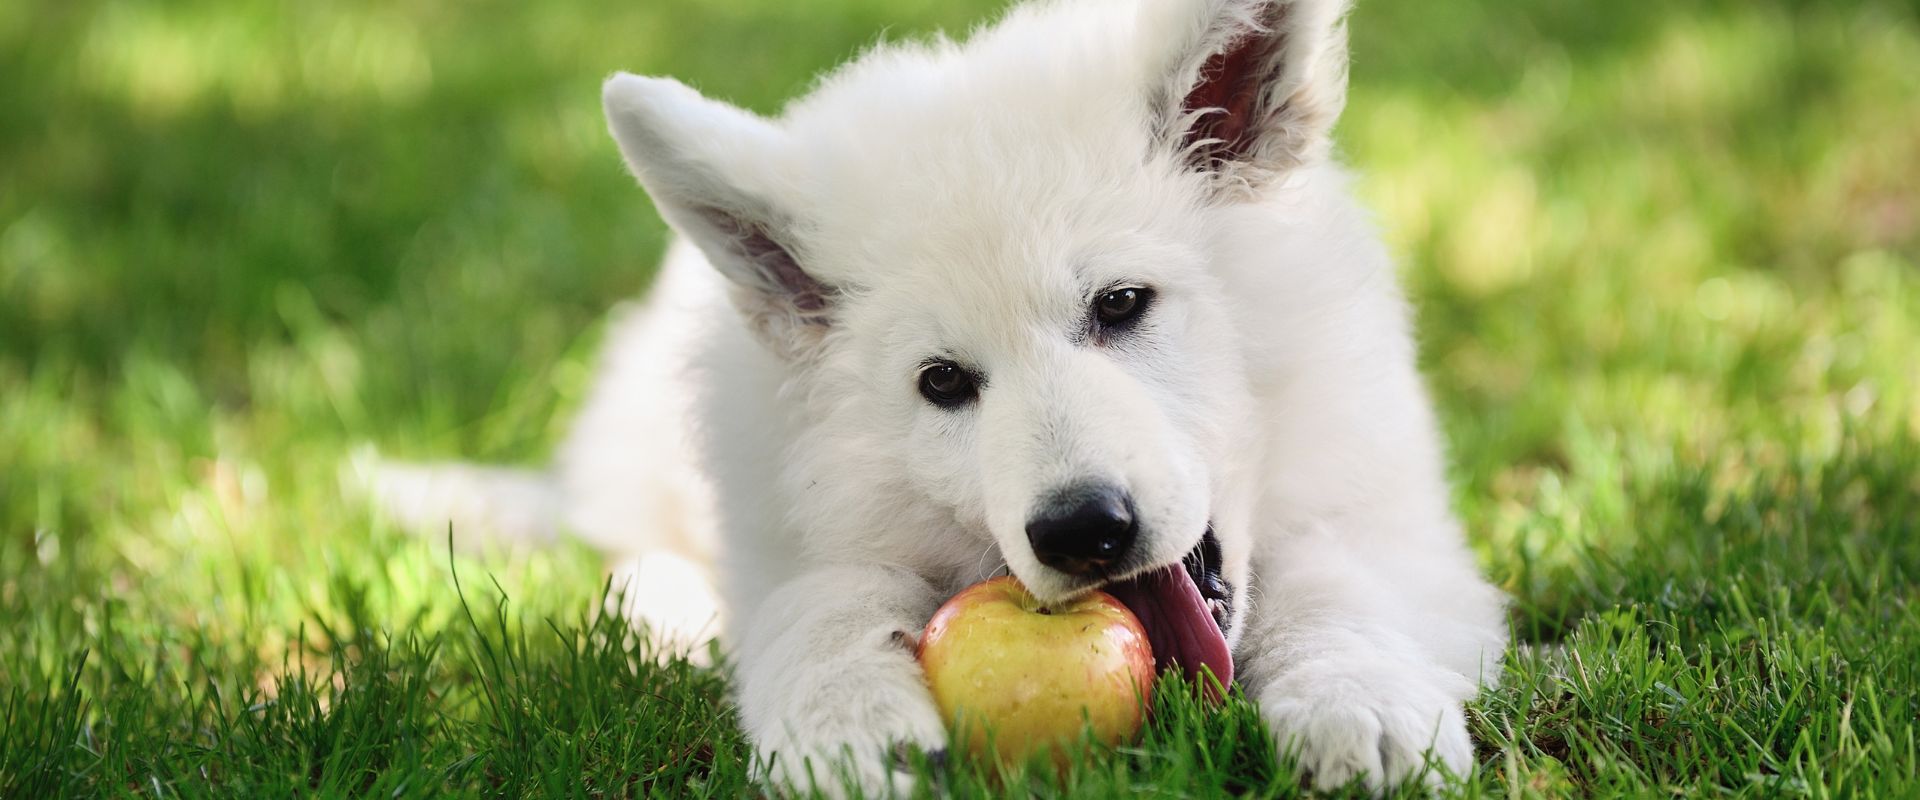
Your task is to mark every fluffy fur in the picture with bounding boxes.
[375,0,1508,793]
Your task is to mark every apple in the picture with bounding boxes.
[916,576,1155,767]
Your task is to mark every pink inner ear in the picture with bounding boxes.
[1180,28,1283,164]
[738,225,829,314]
[697,204,831,315]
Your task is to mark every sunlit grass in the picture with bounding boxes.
[2,0,1917,796]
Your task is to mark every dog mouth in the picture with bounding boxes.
[1099,528,1234,695]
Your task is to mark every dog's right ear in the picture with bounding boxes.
[603,73,830,357]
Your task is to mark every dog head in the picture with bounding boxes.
[603,0,1353,633]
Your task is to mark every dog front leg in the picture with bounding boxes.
[1234,518,1507,793]
[735,562,948,797]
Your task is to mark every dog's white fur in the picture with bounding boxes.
[376,0,1508,793]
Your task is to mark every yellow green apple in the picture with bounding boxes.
[916,576,1155,767]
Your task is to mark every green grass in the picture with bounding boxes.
[3,0,1918,795]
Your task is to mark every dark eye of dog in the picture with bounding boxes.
[1095,287,1152,327]
[918,361,979,408]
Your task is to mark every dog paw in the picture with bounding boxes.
[1256,655,1475,793]
[746,637,949,798]
[757,705,946,798]
[606,552,722,663]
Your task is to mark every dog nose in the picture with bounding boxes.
[1026,484,1136,576]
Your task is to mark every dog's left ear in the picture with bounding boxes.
[1144,0,1352,190]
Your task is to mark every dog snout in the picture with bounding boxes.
[1025,483,1136,576]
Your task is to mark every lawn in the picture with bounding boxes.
[3,0,1918,796]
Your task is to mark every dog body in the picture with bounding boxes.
[381,0,1507,792]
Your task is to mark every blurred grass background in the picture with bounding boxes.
[2,0,1917,796]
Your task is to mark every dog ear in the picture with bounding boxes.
[1147,0,1352,190]
[603,73,830,357]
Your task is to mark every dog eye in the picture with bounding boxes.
[1095,287,1153,327]
[918,361,980,408]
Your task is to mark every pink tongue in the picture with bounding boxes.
[1104,565,1233,699]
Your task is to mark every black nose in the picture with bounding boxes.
[1026,484,1136,576]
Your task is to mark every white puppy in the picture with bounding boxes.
[377,0,1508,793]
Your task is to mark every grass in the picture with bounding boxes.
[2,0,1917,795]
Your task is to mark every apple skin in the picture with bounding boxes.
[917,576,1155,767]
